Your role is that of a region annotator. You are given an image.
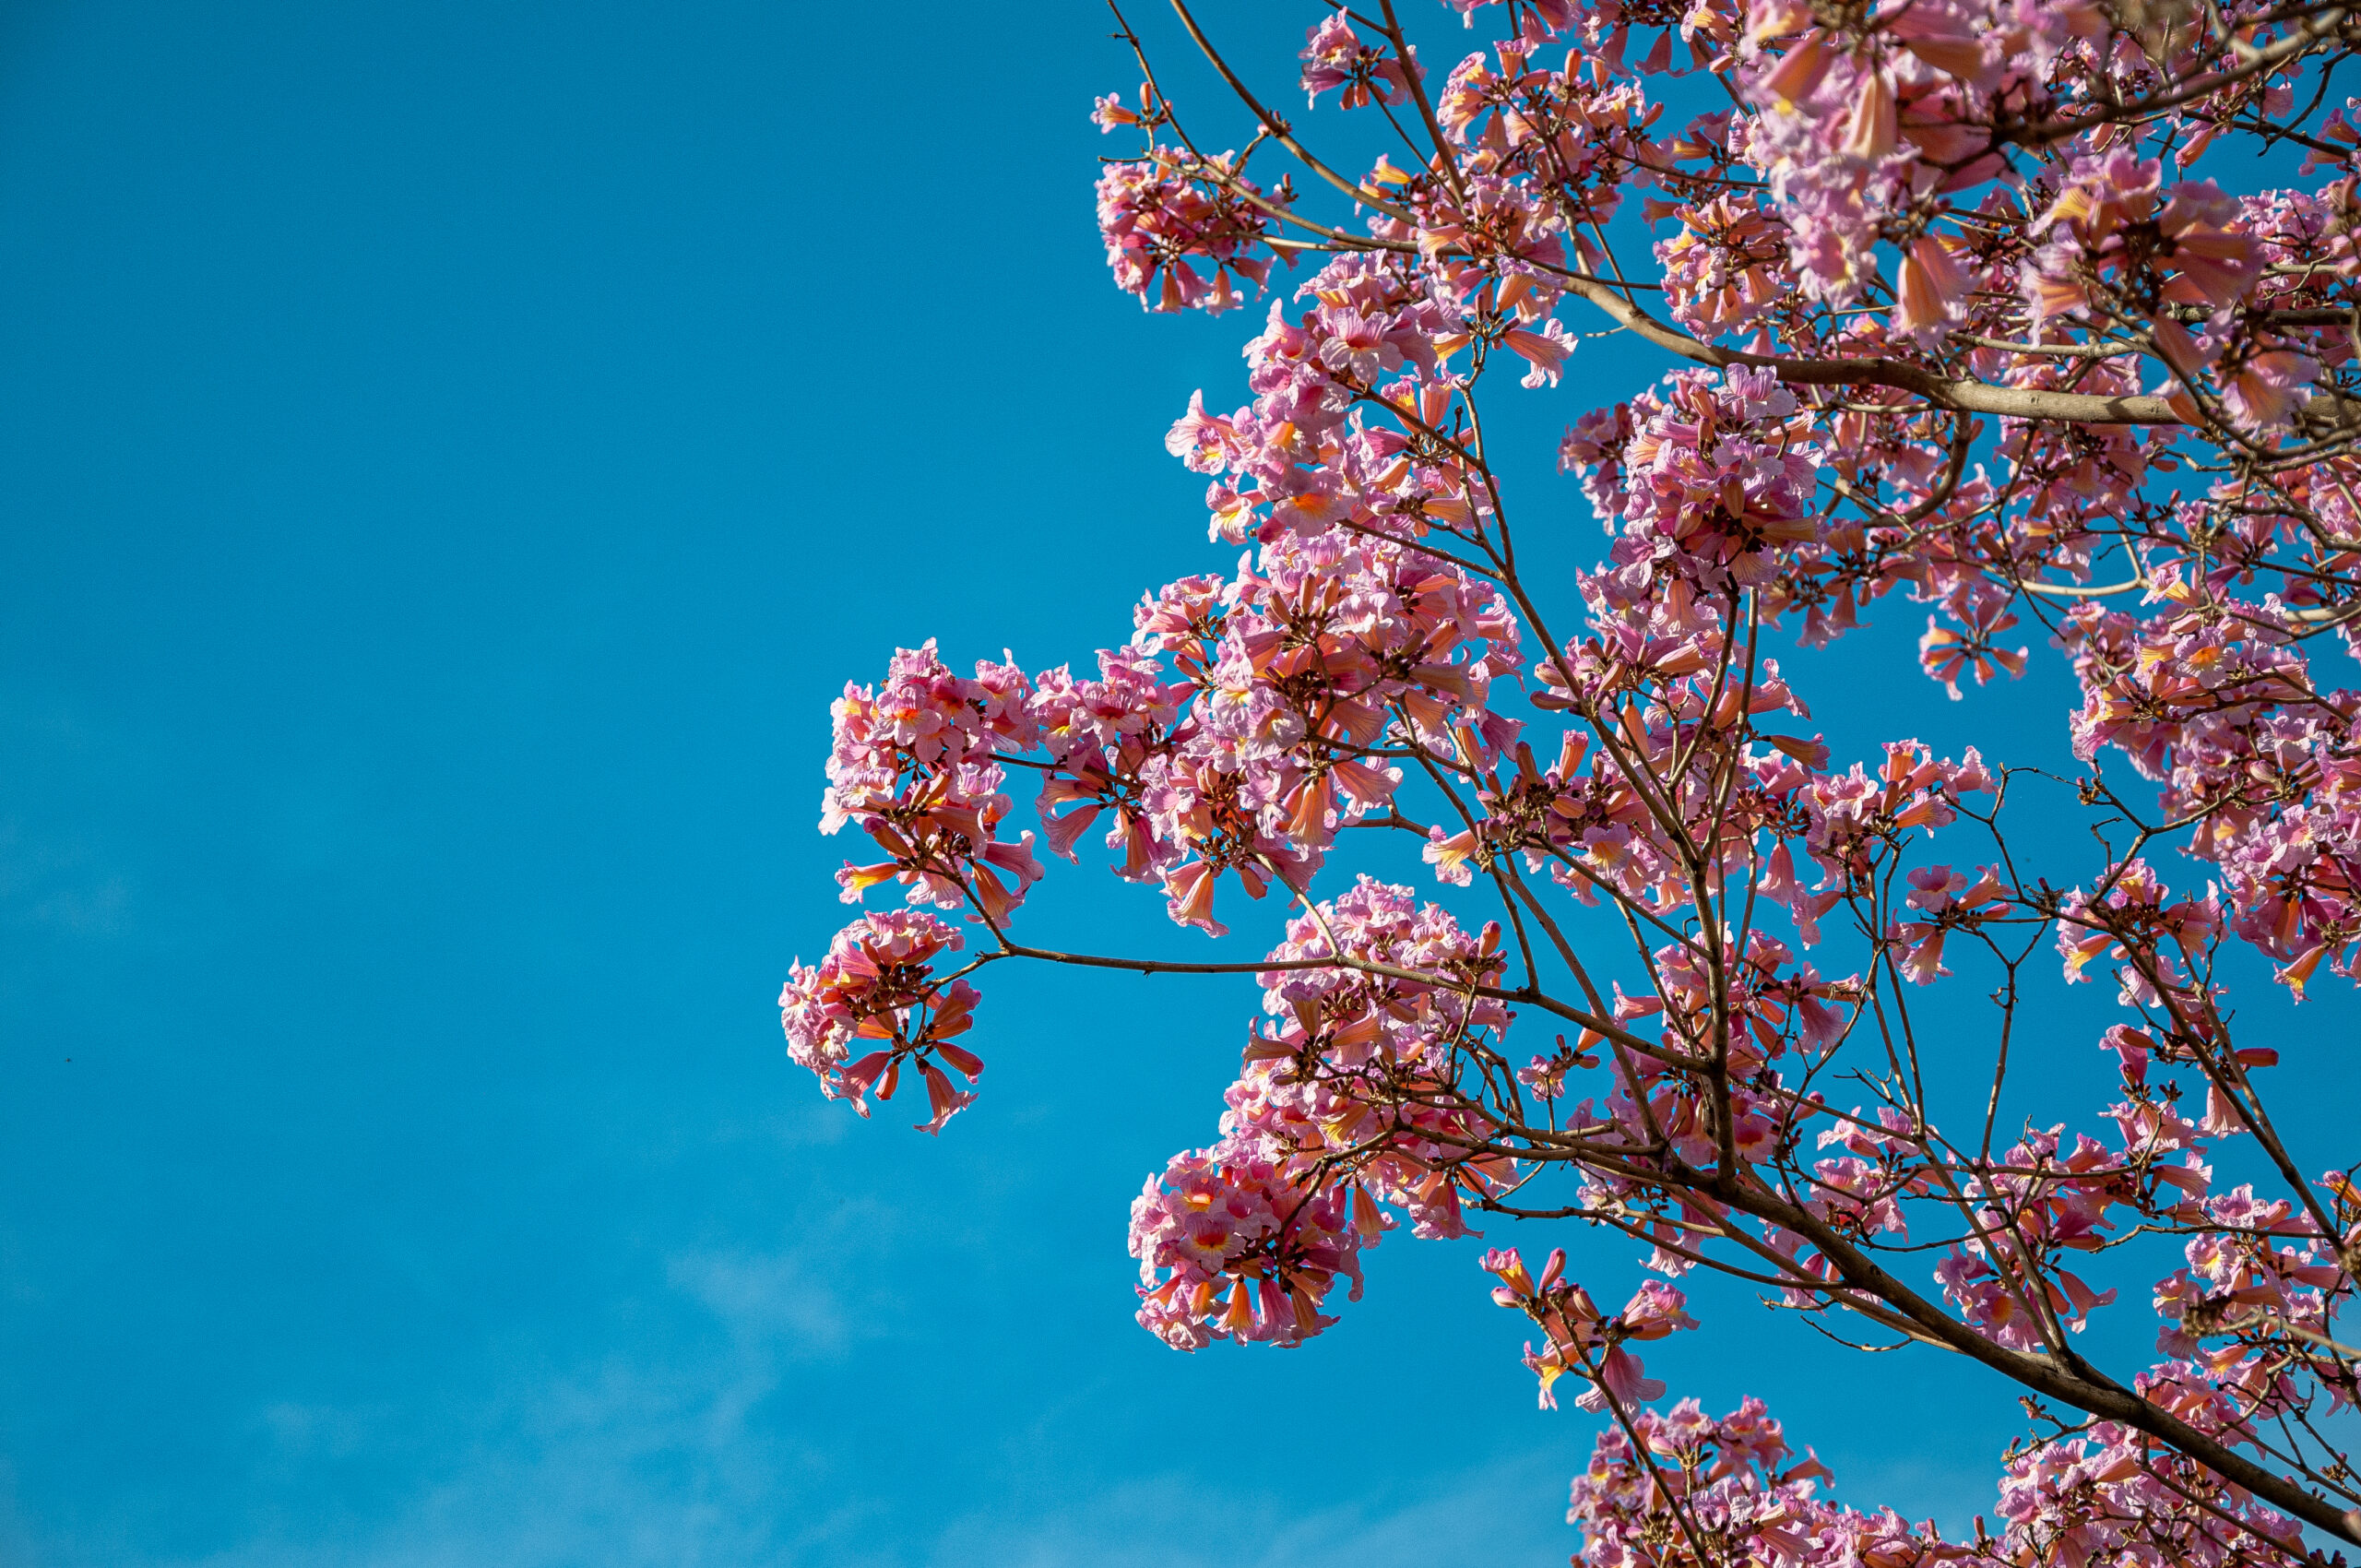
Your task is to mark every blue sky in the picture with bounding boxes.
[1,4,2349,1564]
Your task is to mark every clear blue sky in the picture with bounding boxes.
[1,4,2343,1565]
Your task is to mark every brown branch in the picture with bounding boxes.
[2008,6,2352,148]
[1166,0,1418,223]
[1713,1170,2361,1545]
[1561,276,2188,424]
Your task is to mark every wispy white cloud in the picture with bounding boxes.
[925,1450,1575,1568]
[665,1247,848,1353]
[0,818,132,937]
[9,1226,901,1568]
[171,1357,810,1568]
[0,1460,42,1568]
[256,1400,379,1462]
[0,693,140,940]
[36,1346,1579,1568]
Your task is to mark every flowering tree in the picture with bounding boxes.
[780,0,2361,1560]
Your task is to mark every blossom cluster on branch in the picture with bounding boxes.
[781,0,2361,1559]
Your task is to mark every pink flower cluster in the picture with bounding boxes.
[1567,1397,1928,1568]
[777,909,982,1134]
[1094,146,1281,315]
[784,0,2361,1552]
[1298,14,1417,111]
[1567,1395,2311,1568]
[1128,1143,1363,1350]
[822,639,1044,924]
[1484,1245,1697,1411]
[2058,597,2361,1001]
[1035,527,1519,935]
[1131,880,1513,1349]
